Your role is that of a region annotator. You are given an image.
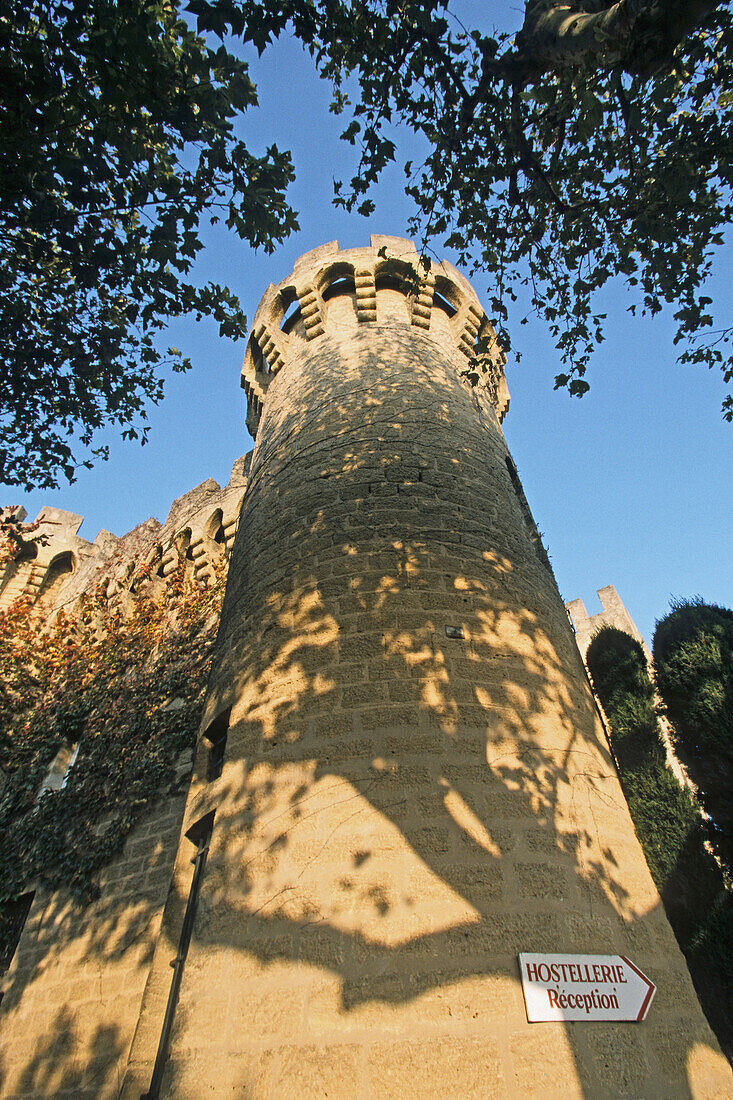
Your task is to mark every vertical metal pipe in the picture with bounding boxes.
[142,814,214,1099]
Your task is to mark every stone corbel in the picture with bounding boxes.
[409,268,436,331]
[354,268,377,322]
[296,283,326,340]
[456,301,485,359]
[241,353,271,438]
[250,320,287,374]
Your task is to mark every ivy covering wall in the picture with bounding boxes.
[0,533,224,928]
[586,625,733,1060]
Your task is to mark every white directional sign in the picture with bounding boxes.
[519,953,656,1022]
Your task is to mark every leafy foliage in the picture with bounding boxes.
[653,597,733,861]
[4,1,732,489]
[0,549,224,903]
[586,626,704,884]
[586,624,732,1054]
[191,0,733,413]
[0,0,298,489]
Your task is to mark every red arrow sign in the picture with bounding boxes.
[519,953,656,1022]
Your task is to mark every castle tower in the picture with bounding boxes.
[122,238,727,1097]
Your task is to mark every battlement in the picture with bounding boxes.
[241,235,509,436]
[0,455,251,616]
[566,584,649,662]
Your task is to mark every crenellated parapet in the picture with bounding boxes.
[241,235,509,437]
[0,505,98,612]
[0,455,251,616]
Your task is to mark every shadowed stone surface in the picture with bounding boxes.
[123,239,729,1098]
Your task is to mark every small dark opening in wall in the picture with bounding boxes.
[252,342,272,375]
[207,509,225,548]
[0,892,34,979]
[322,276,356,301]
[185,809,216,846]
[204,707,231,781]
[433,291,457,317]
[505,455,521,490]
[152,545,165,578]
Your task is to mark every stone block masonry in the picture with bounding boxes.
[0,794,188,1099]
[0,461,249,1097]
[121,238,729,1097]
[1,238,728,1097]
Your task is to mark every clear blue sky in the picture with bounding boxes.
[3,24,732,647]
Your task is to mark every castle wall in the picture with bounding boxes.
[0,462,249,1098]
[0,792,188,1099]
[0,455,250,619]
[566,585,651,664]
[566,587,688,787]
[122,240,729,1098]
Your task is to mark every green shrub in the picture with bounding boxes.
[586,625,732,1055]
[653,598,733,861]
[586,627,720,935]
[586,627,661,770]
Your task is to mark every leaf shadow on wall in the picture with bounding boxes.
[169,349,726,1098]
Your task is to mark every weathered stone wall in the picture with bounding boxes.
[0,461,249,1098]
[122,239,730,1098]
[0,790,189,1099]
[566,587,688,787]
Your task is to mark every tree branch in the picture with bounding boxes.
[513,0,723,80]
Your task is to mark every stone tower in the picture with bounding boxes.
[122,237,728,1097]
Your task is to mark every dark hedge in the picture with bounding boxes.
[653,598,733,866]
[586,625,732,1059]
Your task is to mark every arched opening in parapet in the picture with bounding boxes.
[16,541,38,564]
[177,528,194,562]
[433,289,457,318]
[319,262,355,297]
[322,275,356,301]
[205,510,226,565]
[250,339,273,376]
[373,259,417,325]
[37,551,75,606]
[121,560,135,593]
[374,273,407,294]
[431,276,462,341]
[433,276,459,313]
[175,528,195,582]
[146,544,165,581]
[374,270,410,325]
[320,264,358,327]
[280,298,301,334]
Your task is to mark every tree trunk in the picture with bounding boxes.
[515,0,722,78]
